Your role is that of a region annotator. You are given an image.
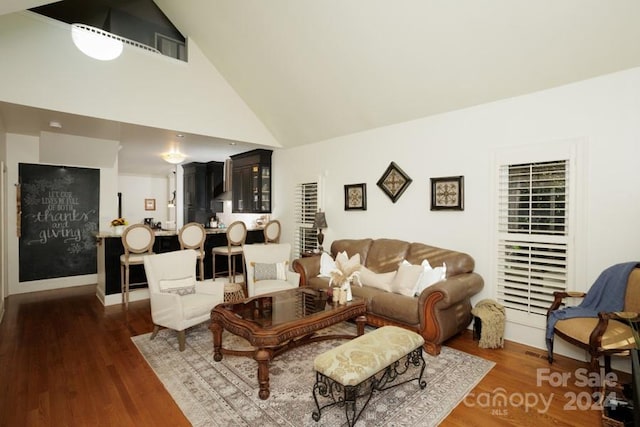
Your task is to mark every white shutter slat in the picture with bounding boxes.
[294,182,319,257]
[497,160,570,316]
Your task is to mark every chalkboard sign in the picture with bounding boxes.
[19,163,100,282]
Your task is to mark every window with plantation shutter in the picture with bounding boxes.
[294,182,318,258]
[496,160,571,316]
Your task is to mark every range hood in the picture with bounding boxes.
[215,159,233,200]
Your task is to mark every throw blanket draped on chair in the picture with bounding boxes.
[546,261,640,352]
[471,299,505,349]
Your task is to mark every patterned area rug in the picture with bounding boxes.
[132,322,494,426]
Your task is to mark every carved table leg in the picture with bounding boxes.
[355,315,367,336]
[255,348,272,400]
[211,321,223,362]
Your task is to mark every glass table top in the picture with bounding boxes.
[220,287,361,328]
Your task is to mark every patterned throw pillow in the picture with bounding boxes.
[253,261,288,281]
[158,276,196,296]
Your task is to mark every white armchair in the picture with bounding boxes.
[143,249,224,351]
[243,243,300,297]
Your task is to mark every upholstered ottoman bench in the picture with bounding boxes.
[312,326,426,426]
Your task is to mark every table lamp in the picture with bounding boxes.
[313,211,328,252]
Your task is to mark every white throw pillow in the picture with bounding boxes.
[158,276,196,295]
[319,252,339,277]
[390,263,424,297]
[414,260,447,296]
[358,266,396,292]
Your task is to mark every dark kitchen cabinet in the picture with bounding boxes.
[183,161,224,224]
[207,161,224,209]
[230,149,272,213]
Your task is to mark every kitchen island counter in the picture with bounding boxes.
[96,227,265,305]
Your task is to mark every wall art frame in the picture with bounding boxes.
[377,161,412,203]
[144,198,156,211]
[344,183,367,210]
[430,175,464,211]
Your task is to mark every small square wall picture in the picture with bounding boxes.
[430,176,464,211]
[344,183,367,210]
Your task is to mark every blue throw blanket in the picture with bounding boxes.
[546,261,640,343]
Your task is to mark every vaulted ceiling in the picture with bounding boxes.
[3,1,640,172]
[155,0,640,146]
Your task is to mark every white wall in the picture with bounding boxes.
[0,11,278,148]
[273,66,640,355]
[117,174,170,230]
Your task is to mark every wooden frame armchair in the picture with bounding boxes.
[547,267,640,374]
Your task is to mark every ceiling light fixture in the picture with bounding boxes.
[71,23,160,61]
[162,141,187,164]
[71,24,124,61]
[49,120,62,128]
[162,151,187,164]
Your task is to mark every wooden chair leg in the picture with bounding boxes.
[150,325,161,340]
[120,264,125,304]
[240,253,246,285]
[228,253,234,283]
[123,264,131,308]
[212,252,217,280]
[604,355,612,373]
[177,330,186,351]
[589,354,600,373]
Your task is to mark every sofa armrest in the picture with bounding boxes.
[418,273,484,320]
[292,256,321,286]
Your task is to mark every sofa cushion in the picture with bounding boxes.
[331,239,373,268]
[351,284,388,310]
[370,291,420,325]
[404,242,474,277]
[365,239,410,273]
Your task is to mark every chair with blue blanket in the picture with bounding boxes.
[546,263,640,375]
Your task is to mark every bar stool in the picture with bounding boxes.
[211,220,247,286]
[178,222,206,281]
[120,224,155,308]
[263,219,281,243]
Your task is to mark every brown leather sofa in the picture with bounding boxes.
[292,238,484,355]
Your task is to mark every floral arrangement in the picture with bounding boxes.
[110,217,128,227]
[329,257,361,303]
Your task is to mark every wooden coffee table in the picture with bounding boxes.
[210,287,367,400]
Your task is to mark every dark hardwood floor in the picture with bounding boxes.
[0,285,605,426]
